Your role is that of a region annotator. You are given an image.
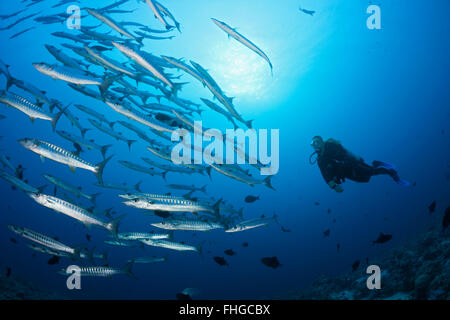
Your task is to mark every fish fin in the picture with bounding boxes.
[30,117,35,124]
[90,193,101,205]
[95,155,113,185]
[205,167,212,180]
[134,181,142,192]
[122,261,137,279]
[40,156,45,163]
[200,184,207,194]
[107,214,125,239]
[127,140,136,151]
[264,176,275,191]
[69,166,76,173]
[80,128,90,138]
[100,144,112,159]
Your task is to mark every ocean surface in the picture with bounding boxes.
[0,0,449,300]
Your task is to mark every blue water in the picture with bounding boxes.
[0,0,449,299]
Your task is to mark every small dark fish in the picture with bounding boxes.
[352,260,360,272]
[372,232,392,245]
[412,181,417,187]
[280,226,291,233]
[245,195,260,203]
[91,45,111,52]
[327,208,332,214]
[323,229,330,237]
[242,242,248,247]
[47,256,60,265]
[332,219,336,223]
[6,267,11,277]
[261,257,281,269]
[337,243,340,251]
[86,234,91,242]
[176,293,192,300]
[213,256,228,266]
[314,202,320,206]
[224,249,236,256]
[155,113,172,122]
[428,201,436,214]
[443,206,450,231]
[299,7,315,16]
[10,238,17,244]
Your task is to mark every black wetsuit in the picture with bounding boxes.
[317,140,395,186]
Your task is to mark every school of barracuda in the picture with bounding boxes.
[0,0,277,279]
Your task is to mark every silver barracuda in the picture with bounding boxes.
[104,99,175,133]
[74,104,113,126]
[117,121,158,145]
[0,170,45,194]
[56,130,111,158]
[118,160,167,179]
[123,196,221,214]
[43,174,100,204]
[151,218,224,232]
[225,214,278,233]
[0,91,64,129]
[28,193,122,237]
[18,138,112,184]
[117,232,170,241]
[140,238,202,254]
[211,18,273,75]
[58,263,135,278]
[112,42,182,94]
[200,98,239,129]
[154,0,181,32]
[84,45,135,77]
[142,0,174,30]
[94,180,142,193]
[8,225,80,258]
[209,163,275,190]
[88,119,136,151]
[161,56,203,83]
[129,256,167,264]
[45,44,89,71]
[85,8,142,43]
[33,63,103,86]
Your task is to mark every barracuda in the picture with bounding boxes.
[85,8,142,43]
[140,238,201,254]
[56,130,111,159]
[105,99,174,133]
[151,219,224,231]
[0,170,46,194]
[129,256,167,264]
[28,193,122,237]
[58,263,135,278]
[0,91,64,129]
[119,192,189,201]
[142,0,174,30]
[225,214,278,233]
[209,163,274,190]
[88,119,136,151]
[18,138,112,183]
[112,42,182,94]
[43,174,100,204]
[161,56,204,83]
[117,121,158,146]
[33,63,103,86]
[84,45,135,77]
[118,160,167,179]
[211,18,273,75]
[8,225,79,257]
[74,104,113,126]
[117,232,171,241]
[123,196,221,214]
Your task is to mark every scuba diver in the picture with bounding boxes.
[310,136,409,193]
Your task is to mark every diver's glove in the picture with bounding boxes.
[328,181,344,193]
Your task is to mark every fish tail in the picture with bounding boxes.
[200,184,207,194]
[122,261,137,279]
[90,192,101,205]
[80,127,90,138]
[162,171,168,181]
[107,214,125,239]
[127,140,136,151]
[205,167,212,180]
[95,155,113,185]
[134,180,143,192]
[100,73,120,96]
[100,144,112,159]
[171,82,187,96]
[51,104,69,132]
[245,119,254,129]
[213,198,222,216]
[264,176,275,191]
